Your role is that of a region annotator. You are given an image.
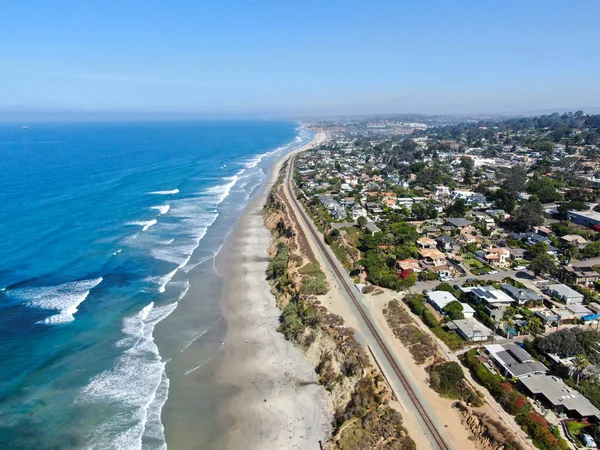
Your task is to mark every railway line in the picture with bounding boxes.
[285,155,451,450]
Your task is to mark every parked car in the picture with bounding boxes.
[514,265,526,270]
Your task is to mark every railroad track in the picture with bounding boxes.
[285,156,451,450]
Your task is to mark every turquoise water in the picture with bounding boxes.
[0,121,311,448]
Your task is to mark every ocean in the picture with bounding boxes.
[0,121,312,448]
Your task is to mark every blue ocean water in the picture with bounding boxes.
[0,121,312,448]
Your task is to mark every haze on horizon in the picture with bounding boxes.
[2,0,600,120]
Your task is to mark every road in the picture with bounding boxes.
[283,155,454,450]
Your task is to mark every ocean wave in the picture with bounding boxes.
[149,189,179,195]
[8,278,103,325]
[150,205,170,215]
[76,301,177,449]
[128,220,158,232]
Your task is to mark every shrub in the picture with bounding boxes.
[300,276,329,295]
[429,362,464,398]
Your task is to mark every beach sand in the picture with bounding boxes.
[217,133,331,450]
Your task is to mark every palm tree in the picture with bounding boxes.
[573,354,590,385]
[504,317,516,338]
[528,316,545,336]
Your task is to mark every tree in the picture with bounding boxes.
[574,354,590,385]
[443,301,465,320]
[444,198,467,218]
[528,254,556,277]
[528,242,549,259]
[512,200,544,231]
[582,241,600,258]
[527,317,546,336]
[461,156,474,185]
[357,215,367,230]
[501,165,527,198]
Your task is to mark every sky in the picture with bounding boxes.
[2,0,600,119]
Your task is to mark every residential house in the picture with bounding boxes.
[451,318,493,342]
[445,218,475,235]
[545,283,584,305]
[520,375,600,421]
[427,291,474,317]
[484,247,510,267]
[561,234,588,249]
[485,343,548,379]
[501,284,544,305]
[559,266,599,287]
[460,285,515,307]
[436,235,460,253]
[417,237,437,249]
[396,259,422,274]
[418,248,447,267]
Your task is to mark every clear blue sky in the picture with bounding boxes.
[2,0,600,118]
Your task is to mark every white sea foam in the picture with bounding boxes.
[150,189,179,195]
[150,204,170,215]
[128,220,158,232]
[77,301,177,449]
[181,317,220,352]
[8,278,103,325]
[113,249,123,255]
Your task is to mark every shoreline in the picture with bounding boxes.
[217,132,330,449]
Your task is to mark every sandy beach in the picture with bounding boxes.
[217,132,331,450]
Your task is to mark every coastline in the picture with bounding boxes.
[217,132,330,450]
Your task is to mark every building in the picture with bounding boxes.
[485,343,548,379]
[445,218,475,235]
[426,291,475,317]
[561,234,589,248]
[559,266,600,287]
[460,285,515,307]
[436,235,460,252]
[501,284,544,305]
[546,283,584,305]
[451,318,493,342]
[418,248,446,267]
[417,237,437,249]
[395,259,421,273]
[484,247,510,266]
[520,375,600,421]
[568,210,600,228]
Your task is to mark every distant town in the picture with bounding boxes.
[293,111,600,449]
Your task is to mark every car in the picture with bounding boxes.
[513,265,526,270]
[466,278,478,283]
[489,270,498,274]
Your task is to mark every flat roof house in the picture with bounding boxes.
[568,210,600,228]
[485,343,547,379]
[546,283,584,305]
[445,218,475,235]
[452,318,492,342]
[520,375,600,421]
[460,285,515,307]
[559,266,600,288]
[426,291,474,317]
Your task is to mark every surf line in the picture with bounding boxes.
[184,350,221,376]
[180,317,222,353]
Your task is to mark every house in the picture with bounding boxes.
[520,375,600,421]
[350,206,368,221]
[559,266,600,287]
[568,210,600,229]
[423,227,441,237]
[436,235,460,253]
[561,234,588,248]
[396,259,422,273]
[484,247,510,266]
[445,218,475,235]
[485,343,548,379]
[366,222,381,235]
[417,237,437,249]
[546,283,584,305]
[501,284,544,305]
[451,318,493,342]
[427,291,474,317]
[418,248,446,267]
[460,285,515,307]
[509,248,527,260]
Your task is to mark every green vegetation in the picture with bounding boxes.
[404,294,464,350]
[463,349,569,450]
[443,300,464,320]
[533,328,600,364]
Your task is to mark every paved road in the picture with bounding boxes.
[283,156,453,450]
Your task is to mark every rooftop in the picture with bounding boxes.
[486,343,548,378]
[427,291,459,310]
[520,374,600,420]
[547,283,584,299]
[452,318,493,338]
[461,285,515,304]
[446,218,473,227]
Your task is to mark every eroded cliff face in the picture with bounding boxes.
[263,177,415,450]
[455,402,525,450]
